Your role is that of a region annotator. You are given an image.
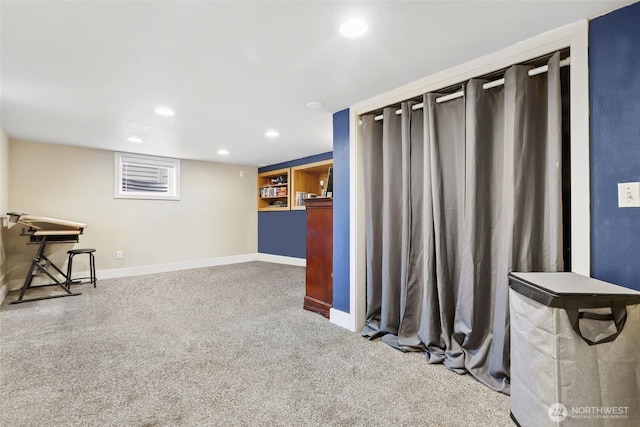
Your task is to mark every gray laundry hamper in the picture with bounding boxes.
[508,272,640,427]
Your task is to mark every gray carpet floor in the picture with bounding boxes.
[0,261,511,426]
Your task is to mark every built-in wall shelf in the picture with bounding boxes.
[258,168,290,211]
[291,159,333,210]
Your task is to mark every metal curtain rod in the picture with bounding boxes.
[373,57,571,121]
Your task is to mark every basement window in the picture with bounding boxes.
[114,152,180,200]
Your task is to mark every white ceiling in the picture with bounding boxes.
[0,1,634,167]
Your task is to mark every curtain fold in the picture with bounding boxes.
[361,52,564,394]
[362,103,425,348]
[361,114,384,339]
[379,107,403,336]
[421,92,466,366]
[394,101,425,351]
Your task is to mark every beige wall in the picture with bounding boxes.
[6,139,257,289]
[0,129,9,297]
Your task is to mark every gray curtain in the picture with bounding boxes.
[361,53,563,393]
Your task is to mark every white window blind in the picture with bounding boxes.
[114,152,180,200]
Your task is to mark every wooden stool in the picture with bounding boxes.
[65,249,97,288]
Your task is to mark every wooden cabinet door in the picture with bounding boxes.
[304,198,332,318]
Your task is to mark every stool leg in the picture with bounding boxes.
[65,254,75,289]
[90,253,96,287]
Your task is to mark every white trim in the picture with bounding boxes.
[350,106,366,333]
[1,254,305,302]
[329,308,353,331]
[98,253,258,280]
[568,20,590,276]
[114,151,181,201]
[255,253,306,267]
[348,20,591,333]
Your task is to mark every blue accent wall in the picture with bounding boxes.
[332,109,350,312]
[258,211,308,258]
[258,151,332,258]
[590,2,640,291]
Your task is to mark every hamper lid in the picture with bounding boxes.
[508,272,640,308]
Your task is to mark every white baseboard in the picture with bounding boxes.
[255,253,306,267]
[98,253,259,280]
[0,253,305,303]
[330,308,355,331]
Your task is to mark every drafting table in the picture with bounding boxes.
[7,212,87,304]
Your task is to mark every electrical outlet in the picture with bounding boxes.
[618,182,640,208]
[239,171,244,177]
[116,250,123,259]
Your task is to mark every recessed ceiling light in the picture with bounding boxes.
[126,136,144,143]
[217,149,229,155]
[306,101,323,109]
[339,18,368,38]
[258,163,266,167]
[265,130,280,139]
[154,106,175,116]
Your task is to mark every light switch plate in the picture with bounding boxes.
[618,182,640,208]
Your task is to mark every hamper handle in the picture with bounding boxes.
[566,302,627,346]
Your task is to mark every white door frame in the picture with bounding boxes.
[343,21,590,332]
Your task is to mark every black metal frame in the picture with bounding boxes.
[66,249,97,288]
[11,234,82,304]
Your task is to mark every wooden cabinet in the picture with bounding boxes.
[303,198,333,318]
[257,168,290,211]
[291,159,333,210]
